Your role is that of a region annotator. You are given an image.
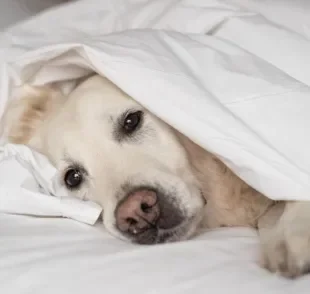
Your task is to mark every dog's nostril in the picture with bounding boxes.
[115,188,161,239]
[141,202,151,213]
[126,217,137,226]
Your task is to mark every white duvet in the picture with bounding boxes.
[1,0,310,202]
[1,0,310,293]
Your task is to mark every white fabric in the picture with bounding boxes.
[0,0,310,202]
[227,0,310,39]
[1,1,310,293]
[0,0,69,30]
[2,213,310,294]
[0,143,102,224]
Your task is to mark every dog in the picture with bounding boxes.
[2,74,310,278]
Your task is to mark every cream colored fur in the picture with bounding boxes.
[2,75,310,278]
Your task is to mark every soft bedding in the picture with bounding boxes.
[1,0,310,293]
[0,143,102,224]
[2,213,310,294]
[0,0,68,30]
[1,0,310,202]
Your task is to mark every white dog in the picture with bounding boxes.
[2,74,310,278]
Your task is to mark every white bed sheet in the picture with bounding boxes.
[1,1,310,293]
[2,213,309,294]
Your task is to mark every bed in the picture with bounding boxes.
[1,0,310,293]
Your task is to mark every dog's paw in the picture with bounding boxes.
[260,225,310,278]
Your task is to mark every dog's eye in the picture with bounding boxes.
[64,168,83,189]
[123,111,143,134]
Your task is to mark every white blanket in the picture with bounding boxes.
[0,143,102,224]
[0,0,310,214]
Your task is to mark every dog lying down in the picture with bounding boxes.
[2,74,310,278]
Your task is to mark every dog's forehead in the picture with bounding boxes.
[68,76,139,117]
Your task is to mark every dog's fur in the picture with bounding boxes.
[2,75,310,278]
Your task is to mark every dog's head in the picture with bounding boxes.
[2,75,205,244]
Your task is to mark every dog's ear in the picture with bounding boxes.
[0,85,65,150]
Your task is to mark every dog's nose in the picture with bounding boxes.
[115,189,160,236]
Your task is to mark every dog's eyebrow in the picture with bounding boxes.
[62,154,88,176]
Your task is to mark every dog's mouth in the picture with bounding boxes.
[126,213,203,245]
